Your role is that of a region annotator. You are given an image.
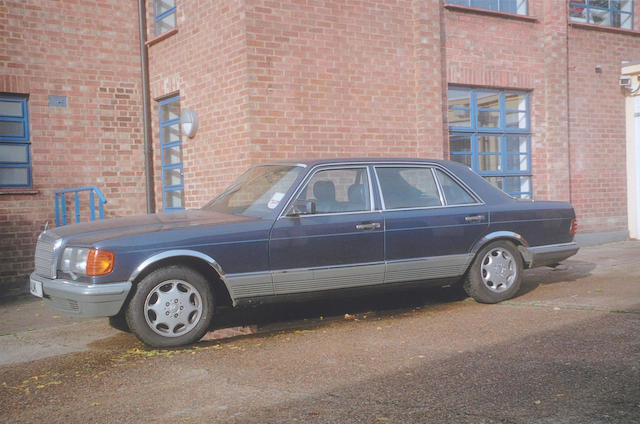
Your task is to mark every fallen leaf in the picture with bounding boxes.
[376,418,389,422]
[534,400,541,405]
[556,393,565,398]
[344,313,355,320]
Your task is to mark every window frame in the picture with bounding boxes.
[373,165,482,211]
[0,95,31,188]
[154,0,177,36]
[446,0,529,16]
[569,1,634,30]
[448,87,532,199]
[158,95,184,211]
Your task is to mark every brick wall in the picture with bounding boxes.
[568,24,640,233]
[0,0,145,291]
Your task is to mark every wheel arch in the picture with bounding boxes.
[128,250,234,307]
[470,231,533,268]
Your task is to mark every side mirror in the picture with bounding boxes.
[287,199,316,216]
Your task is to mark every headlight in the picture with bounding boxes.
[61,248,115,277]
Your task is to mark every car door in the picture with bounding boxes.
[269,166,385,294]
[374,165,488,283]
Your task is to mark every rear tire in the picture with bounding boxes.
[125,266,214,348]
[464,240,523,304]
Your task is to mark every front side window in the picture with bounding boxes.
[448,87,532,198]
[292,168,371,214]
[447,0,528,15]
[0,95,30,188]
[154,0,176,35]
[569,1,633,29]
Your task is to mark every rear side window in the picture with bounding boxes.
[435,169,477,205]
[376,167,442,209]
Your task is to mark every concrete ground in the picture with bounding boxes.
[0,241,638,423]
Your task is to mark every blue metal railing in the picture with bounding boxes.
[55,186,107,226]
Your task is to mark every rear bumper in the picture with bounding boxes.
[524,242,580,268]
[30,273,131,318]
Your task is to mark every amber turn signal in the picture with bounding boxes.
[86,249,115,276]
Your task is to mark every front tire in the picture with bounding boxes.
[464,240,523,304]
[126,266,214,348]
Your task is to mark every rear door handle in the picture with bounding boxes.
[465,215,486,223]
[356,222,381,230]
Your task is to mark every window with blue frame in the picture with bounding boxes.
[159,96,184,211]
[0,95,31,188]
[448,87,532,198]
[569,1,633,29]
[447,0,529,15]
[154,0,177,35]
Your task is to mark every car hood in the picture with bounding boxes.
[48,209,260,245]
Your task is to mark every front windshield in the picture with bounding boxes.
[203,165,303,218]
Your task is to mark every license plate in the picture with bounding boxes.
[30,278,43,298]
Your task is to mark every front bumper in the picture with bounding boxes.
[30,273,131,318]
[524,242,580,268]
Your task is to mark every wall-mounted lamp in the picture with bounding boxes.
[180,109,198,138]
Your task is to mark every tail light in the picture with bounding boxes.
[570,218,578,236]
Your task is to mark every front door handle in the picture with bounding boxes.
[465,215,486,223]
[356,222,381,230]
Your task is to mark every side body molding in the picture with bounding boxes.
[129,249,228,285]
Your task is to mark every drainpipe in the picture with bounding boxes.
[137,0,155,213]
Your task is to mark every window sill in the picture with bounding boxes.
[0,189,39,196]
[444,4,539,23]
[146,28,178,47]
[568,21,640,37]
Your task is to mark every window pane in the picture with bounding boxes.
[0,167,28,185]
[613,12,632,29]
[451,154,472,168]
[165,189,183,209]
[506,111,527,129]
[450,134,471,152]
[448,108,471,127]
[479,154,501,171]
[0,101,22,117]
[478,110,499,127]
[484,176,503,190]
[163,167,182,187]
[503,176,531,195]
[162,145,182,166]
[377,167,441,209]
[160,101,180,123]
[506,135,528,153]
[506,154,529,172]
[0,144,28,163]
[0,121,24,138]
[569,4,587,21]
[476,91,499,109]
[161,123,180,143]
[471,0,499,11]
[448,88,471,109]
[590,0,609,8]
[505,93,527,111]
[300,168,370,213]
[156,0,176,15]
[478,135,500,153]
[156,12,176,35]
[589,8,610,26]
[435,169,476,205]
[614,0,633,13]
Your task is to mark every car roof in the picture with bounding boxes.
[265,158,452,167]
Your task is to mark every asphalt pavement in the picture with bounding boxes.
[0,241,639,423]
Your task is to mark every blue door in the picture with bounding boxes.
[269,166,385,294]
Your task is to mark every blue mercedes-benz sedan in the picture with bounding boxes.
[30,159,578,347]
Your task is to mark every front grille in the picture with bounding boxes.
[34,232,58,279]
